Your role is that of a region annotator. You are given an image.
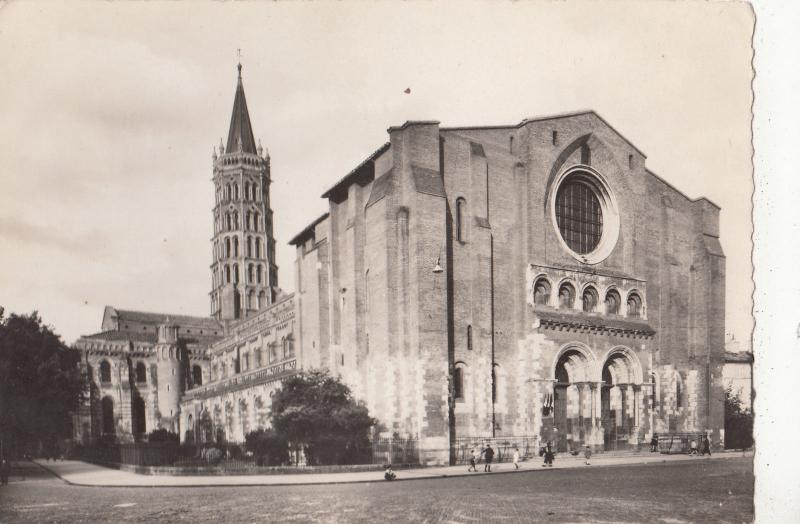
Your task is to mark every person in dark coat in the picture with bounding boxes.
[701,435,712,456]
[483,444,494,472]
[0,459,10,486]
[650,433,659,452]
[542,441,555,467]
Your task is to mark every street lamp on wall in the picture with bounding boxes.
[432,257,443,274]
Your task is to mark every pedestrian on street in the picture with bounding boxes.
[512,447,521,470]
[468,447,480,472]
[650,433,659,452]
[483,444,494,472]
[0,459,10,486]
[701,435,712,456]
[542,441,555,467]
[584,445,592,466]
[689,439,699,455]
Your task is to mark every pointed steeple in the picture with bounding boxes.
[225,62,257,155]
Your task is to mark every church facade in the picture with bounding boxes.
[74,66,726,464]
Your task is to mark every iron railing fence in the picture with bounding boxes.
[370,437,420,466]
[73,437,422,469]
[451,436,538,465]
[657,432,707,454]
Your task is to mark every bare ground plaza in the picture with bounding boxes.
[0,454,753,523]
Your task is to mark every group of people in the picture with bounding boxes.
[690,435,712,456]
[467,444,524,472]
[650,433,713,456]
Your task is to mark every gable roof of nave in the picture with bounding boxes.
[110,308,223,330]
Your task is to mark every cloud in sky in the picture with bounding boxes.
[0,1,753,345]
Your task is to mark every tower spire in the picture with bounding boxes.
[225,60,257,155]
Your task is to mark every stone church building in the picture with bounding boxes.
[74,65,726,464]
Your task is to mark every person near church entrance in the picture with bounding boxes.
[701,435,712,456]
[512,447,521,470]
[650,433,659,452]
[584,445,592,466]
[483,444,494,472]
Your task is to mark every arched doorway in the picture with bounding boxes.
[552,346,594,452]
[600,349,642,450]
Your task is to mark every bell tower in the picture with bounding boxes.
[210,63,279,321]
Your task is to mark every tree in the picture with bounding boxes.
[0,308,86,458]
[724,385,753,449]
[271,370,376,465]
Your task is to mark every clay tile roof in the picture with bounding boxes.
[113,309,222,330]
[289,212,329,246]
[320,142,391,200]
[534,308,656,336]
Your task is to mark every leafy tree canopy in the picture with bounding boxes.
[0,308,86,455]
[724,385,753,449]
[270,370,376,464]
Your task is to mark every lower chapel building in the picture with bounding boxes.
[74,67,726,463]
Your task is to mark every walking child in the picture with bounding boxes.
[512,447,521,470]
[584,445,592,465]
[468,447,480,472]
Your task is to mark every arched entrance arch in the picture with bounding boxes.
[551,344,596,452]
[599,347,643,450]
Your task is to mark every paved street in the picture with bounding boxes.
[0,456,752,523]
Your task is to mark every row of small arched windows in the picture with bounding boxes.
[210,336,294,382]
[217,211,263,234]
[218,235,263,260]
[216,181,262,204]
[215,263,266,286]
[92,360,203,387]
[533,277,643,318]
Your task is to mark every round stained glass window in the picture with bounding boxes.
[554,179,603,254]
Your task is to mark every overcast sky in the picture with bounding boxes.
[0,1,754,346]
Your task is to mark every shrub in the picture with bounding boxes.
[245,429,289,466]
[202,447,223,464]
[147,428,179,443]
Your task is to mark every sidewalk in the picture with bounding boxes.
[34,450,751,488]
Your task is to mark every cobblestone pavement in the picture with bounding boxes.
[0,457,753,523]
